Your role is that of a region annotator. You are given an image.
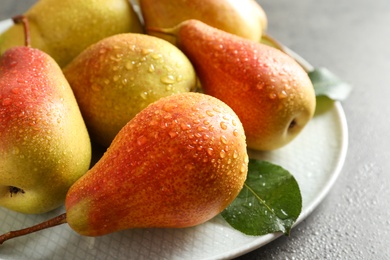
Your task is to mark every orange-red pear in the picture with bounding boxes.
[158,20,316,150]
[65,92,248,236]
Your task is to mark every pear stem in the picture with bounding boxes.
[12,15,31,48]
[147,25,178,38]
[0,213,67,245]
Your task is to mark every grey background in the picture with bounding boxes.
[1,0,389,259]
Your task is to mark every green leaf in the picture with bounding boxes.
[221,160,302,236]
[309,67,352,101]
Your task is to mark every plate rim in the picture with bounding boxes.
[212,101,348,260]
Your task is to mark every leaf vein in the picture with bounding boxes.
[243,182,274,214]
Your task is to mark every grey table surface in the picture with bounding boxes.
[1,0,389,259]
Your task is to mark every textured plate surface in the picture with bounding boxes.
[0,19,348,260]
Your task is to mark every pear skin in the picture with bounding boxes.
[0,46,91,214]
[0,0,143,67]
[63,33,196,147]
[140,0,267,45]
[65,92,248,236]
[165,20,316,151]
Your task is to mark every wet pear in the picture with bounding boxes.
[0,42,91,214]
[155,20,316,150]
[63,33,196,147]
[0,0,143,67]
[65,92,248,236]
[140,0,267,45]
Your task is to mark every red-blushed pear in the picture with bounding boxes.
[63,33,196,148]
[0,17,91,214]
[65,92,248,235]
[140,0,267,45]
[151,20,316,151]
[0,92,248,243]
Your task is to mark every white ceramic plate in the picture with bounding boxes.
[0,19,348,260]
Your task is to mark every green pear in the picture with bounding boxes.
[152,20,316,151]
[140,0,267,45]
[63,33,197,147]
[0,0,143,68]
[0,31,91,213]
[0,92,248,242]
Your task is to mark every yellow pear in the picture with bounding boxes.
[63,33,196,147]
[140,0,267,45]
[0,0,143,67]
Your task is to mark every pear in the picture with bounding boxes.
[0,17,91,214]
[152,20,316,151]
[0,0,143,68]
[140,0,267,45]
[63,33,196,147]
[0,92,248,242]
